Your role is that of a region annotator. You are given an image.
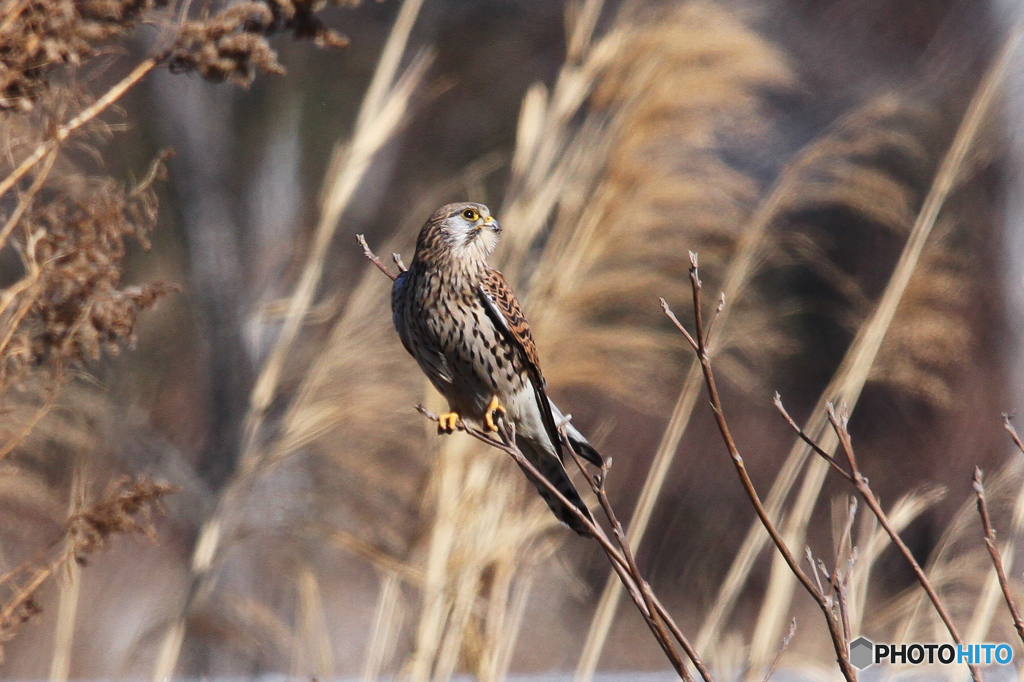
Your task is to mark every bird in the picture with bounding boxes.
[391,201,603,534]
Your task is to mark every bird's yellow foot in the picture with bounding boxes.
[437,412,460,433]
[484,396,506,432]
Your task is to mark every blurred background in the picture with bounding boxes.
[2,0,1024,678]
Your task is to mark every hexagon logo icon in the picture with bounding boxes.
[849,637,874,669]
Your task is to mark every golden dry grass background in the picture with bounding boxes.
[0,0,1021,679]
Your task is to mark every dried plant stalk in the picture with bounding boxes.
[744,27,1022,671]
[361,572,404,682]
[47,468,87,682]
[663,257,856,682]
[148,2,425,678]
[961,423,1024,644]
[0,477,174,661]
[972,468,1024,648]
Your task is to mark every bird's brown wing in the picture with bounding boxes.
[478,269,564,461]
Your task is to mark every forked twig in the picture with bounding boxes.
[664,252,857,682]
[774,392,983,680]
[973,467,1024,649]
[412,405,705,682]
[773,395,854,483]
[825,403,980,682]
[357,235,399,282]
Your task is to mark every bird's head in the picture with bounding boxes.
[416,202,502,262]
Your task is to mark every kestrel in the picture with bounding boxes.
[391,202,603,534]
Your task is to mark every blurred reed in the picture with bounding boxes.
[574,2,800,674]
[149,0,430,678]
[0,0,1019,678]
[743,28,1021,673]
[688,94,937,663]
[47,467,86,682]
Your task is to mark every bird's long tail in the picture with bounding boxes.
[515,435,593,535]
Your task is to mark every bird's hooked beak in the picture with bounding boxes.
[481,215,501,233]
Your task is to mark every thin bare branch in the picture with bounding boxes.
[575,454,684,677]
[1003,415,1024,457]
[564,441,712,682]
[825,403,979,682]
[702,292,726,348]
[805,547,825,597]
[834,497,858,582]
[413,404,714,682]
[660,298,698,351]
[836,580,852,645]
[762,619,797,682]
[973,467,1024,649]
[773,394,855,483]
[666,256,857,682]
[357,235,398,282]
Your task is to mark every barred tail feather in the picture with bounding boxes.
[516,436,594,535]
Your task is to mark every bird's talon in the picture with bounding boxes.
[437,412,460,433]
[485,396,506,432]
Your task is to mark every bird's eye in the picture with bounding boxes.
[462,208,479,221]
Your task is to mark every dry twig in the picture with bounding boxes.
[761,619,796,682]
[972,467,1024,648]
[1004,415,1024,456]
[772,389,981,681]
[357,234,400,282]
[825,402,979,682]
[412,404,709,682]
[663,253,856,682]
[0,477,176,659]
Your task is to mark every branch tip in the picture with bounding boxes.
[358,234,398,281]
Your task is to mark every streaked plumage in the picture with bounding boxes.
[391,202,603,534]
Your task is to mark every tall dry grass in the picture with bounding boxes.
[0,0,181,657]
[572,2,800,675]
[742,29,1020,673]
[0,0,356,669]
[147,0,431,676]
[0,0,1018,678]
[215,2,1018,679]
[279,1,627,676]
[322,1,800,677]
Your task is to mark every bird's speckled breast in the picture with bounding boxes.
[393,259,528,420]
